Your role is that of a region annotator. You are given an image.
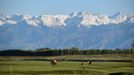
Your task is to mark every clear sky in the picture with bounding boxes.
[0,0,134,16]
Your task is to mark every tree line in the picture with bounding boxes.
[0,47,132,56]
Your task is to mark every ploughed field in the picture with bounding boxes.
[0,55,134,75]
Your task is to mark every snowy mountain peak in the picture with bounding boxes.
[110,12,127,23]
[70,11,83,16]
[11,14,23,21]
[0,12,133,27]
[114,12,122,16]
[39,15,68,27]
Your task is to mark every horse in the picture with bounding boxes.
[51,59,57,65]
[88,61,92,65]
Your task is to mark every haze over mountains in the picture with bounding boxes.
[0,12,134,50]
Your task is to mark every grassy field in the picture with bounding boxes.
[0,61,134,75]
[0,54,134,75]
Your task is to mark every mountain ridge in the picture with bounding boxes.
[0,12,134,50]
[0,12,134,27]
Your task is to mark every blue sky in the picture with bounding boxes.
[0,0,134,16]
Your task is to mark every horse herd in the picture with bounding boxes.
[51,59,92,65]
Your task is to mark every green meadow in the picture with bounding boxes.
[0,55,134,75]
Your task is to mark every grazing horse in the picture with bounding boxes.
[88,61,92,65]
[51,59,57,65]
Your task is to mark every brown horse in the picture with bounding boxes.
[51,59,57,65]
[88,61,92,65]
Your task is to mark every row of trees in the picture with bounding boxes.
[0,47,132,56]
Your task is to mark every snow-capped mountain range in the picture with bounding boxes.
[0,12,134,50]
[0,12,134,27]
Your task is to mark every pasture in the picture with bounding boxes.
[0,54,134,75]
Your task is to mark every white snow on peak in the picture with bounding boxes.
[97,15,110,24]
[80,14,98,26]
[11,14,23,22]
[22,15,32,20]
[127,15,134,23]
[0,20,4,25]
[6,20,17,24]
[69,12,83,17]
[80,14,112,26]
[23,15,41,26]
[25,19,40,26]
[110,12,127,23]
[40,15,68,27]
[0,12,133,26]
